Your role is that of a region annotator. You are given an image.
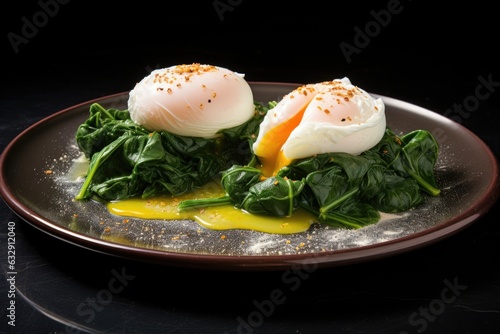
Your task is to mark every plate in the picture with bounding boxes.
[1,82,499,271]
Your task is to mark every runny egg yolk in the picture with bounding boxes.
[106,181,315,234]
[254,105,306,176]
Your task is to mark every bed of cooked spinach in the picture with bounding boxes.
[74,101,440,229]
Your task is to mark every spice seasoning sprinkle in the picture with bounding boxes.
[152,63,219,85]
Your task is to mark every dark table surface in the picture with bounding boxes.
[1,1,499,333]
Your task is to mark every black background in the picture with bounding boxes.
[1,0,500,333]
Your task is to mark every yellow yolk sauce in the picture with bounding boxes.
[107,181,315,234]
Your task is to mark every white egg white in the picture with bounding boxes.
[252,77,386,174]
[127,63,255,138]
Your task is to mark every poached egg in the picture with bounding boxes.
[127,63,255,138]
[252,78,386,176]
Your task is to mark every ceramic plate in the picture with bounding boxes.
[1,83,499,270]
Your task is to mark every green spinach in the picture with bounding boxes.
[75,101,441,230]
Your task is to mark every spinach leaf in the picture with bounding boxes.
[368,128,440,196]
[75,103,148,158]
[400,130,441,196]
[220,165,263,203]
[370,174,423,212]
[130,132,204,197]
[91,175,142,201]
[75,134,131,200]
[287,153,338,176]
[304,165,356,219]
[319,200,381,229]
[364,128,406,174]
[359,164,386,199]
[240,176,305,217]
[299,192,380,229]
